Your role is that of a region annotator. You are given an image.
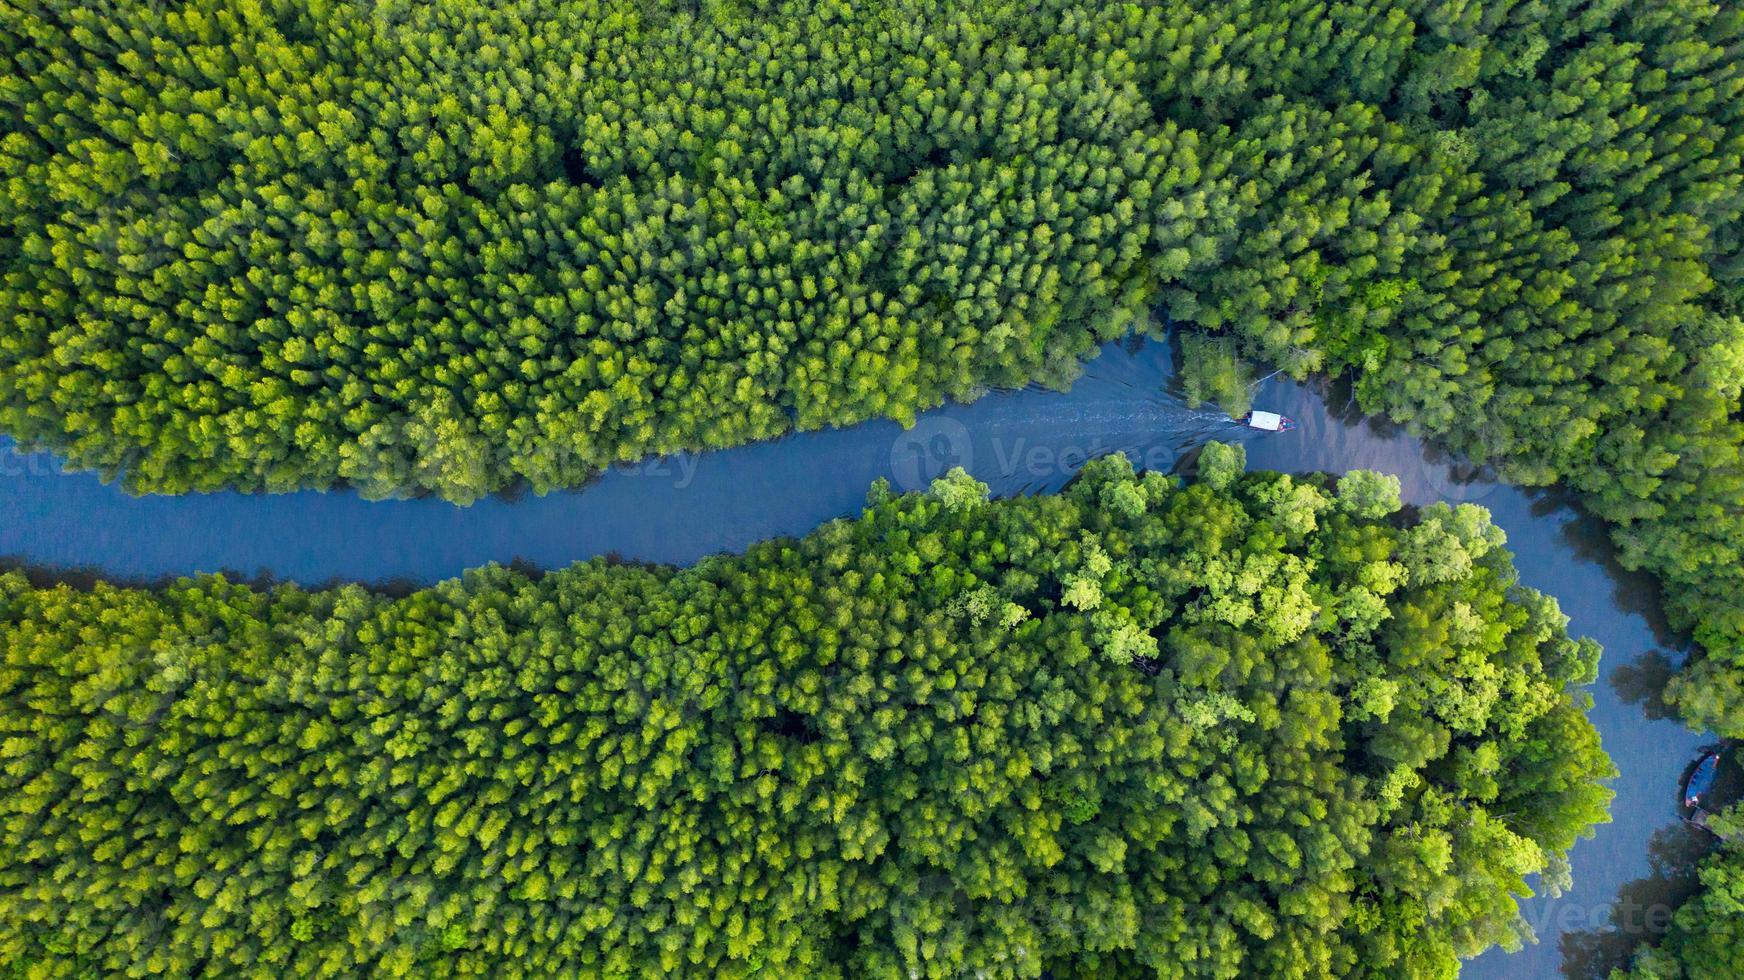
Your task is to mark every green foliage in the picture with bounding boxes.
[1336,470,1402,521]
[1397,503,1508,588]
[1,0,1734,507]
[1197,440,1246,491]
[0,0,1186,502]
[0,465,1613,977]
[3,0,1744,743]
[2,0,1744,742]
[1061,573,1102,611]
[7,0,1744,964]
[927,466,989,513]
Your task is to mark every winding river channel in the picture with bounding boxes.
[0,336,1715,977]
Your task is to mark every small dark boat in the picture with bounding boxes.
[1243,411,1296,432]
[1685,751,1721,809]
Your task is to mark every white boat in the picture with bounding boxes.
[1243,411,1295,432]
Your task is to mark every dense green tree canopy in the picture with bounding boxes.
[8,0,1744,717]
[0,458,1612,977]
[7,0,1744,740]
[0,0,1734,481]
[2,0,1179,501]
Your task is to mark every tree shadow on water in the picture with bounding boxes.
[1558,822,1716,978]
[0,555,285,593]
[1541,493,1681,649]
[1610,651,1684,722]
[1,555,431,598]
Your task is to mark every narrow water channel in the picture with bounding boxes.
[0,336,1712,976]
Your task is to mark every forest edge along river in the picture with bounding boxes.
[0,336,1717,977]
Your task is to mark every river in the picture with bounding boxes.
[0,336,1713,977]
